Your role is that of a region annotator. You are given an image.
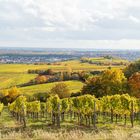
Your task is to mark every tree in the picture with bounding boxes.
[82,69,127,97]
[47,69,54,75]
[63,67,72,80]
[103,55,113,59]
[60,72,64,81]
[101,69,127,95]
[0,89,8,101]
[51,83,71,98]
[71,73,80,80]
[8,87,20,103]
[124,59,140,78]
[79,71,91,81]
[82,76,103,98]
[35,76,48,84]
[128,72,140,97]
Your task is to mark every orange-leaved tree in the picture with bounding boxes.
[129,72,140,97]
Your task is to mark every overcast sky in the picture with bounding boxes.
[0,0,140,49]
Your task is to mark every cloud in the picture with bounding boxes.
[129,15,140,23]
[1,39,140,50]
[0,0,140,45]
[29,0,140,30]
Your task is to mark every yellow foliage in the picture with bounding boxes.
[8,86,20,99]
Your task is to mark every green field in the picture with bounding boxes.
[20,80,84,95]
[90,57,128,63]
[0,60,125,74]
[81,57,129,65]
[0,63,84,95]
[0,60,98,96]
[0,73,37,90]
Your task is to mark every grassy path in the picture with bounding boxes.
[0,106,20,129]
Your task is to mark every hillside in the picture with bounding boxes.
[0,58,127,91]
[20,80,84,95]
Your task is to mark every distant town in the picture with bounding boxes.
[0,54,77,64]
[0,47,140,63]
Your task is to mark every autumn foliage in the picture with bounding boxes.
[129,72,140,97]
[51,83,71,99]
[82,69,127,97]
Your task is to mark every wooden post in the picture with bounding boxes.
[52,111,55,125]
[56,103,60,127]
[111,108,113,123]
[115,114,118,123]
[124,114,127,125]
[130,101,134,127]
[22,104,26,128]
[93,100,96,128]
[70,110,72,122]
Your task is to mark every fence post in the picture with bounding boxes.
[130,101,134,128]
[22,104,26,128]
[93,100,96,128]
[57,103,60,127]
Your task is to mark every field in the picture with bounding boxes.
[0,74,37,90]
[0,73,83,95]
[0,60,89,90]
[80,57,129,65]
[1,127,140,140]
[88,57,128,63]
[20,80,84,95]
[0,59,125,92]
[0,59,126,74]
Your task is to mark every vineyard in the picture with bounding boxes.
[6,94,140,128]
[0,60,140,139]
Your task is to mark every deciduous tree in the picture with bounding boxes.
[51,83,71,98]
[128,72,140,97]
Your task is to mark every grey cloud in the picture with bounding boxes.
[0,0,140,44]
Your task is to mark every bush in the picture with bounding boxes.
[71,74,80,80]
[35,76,48,84]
